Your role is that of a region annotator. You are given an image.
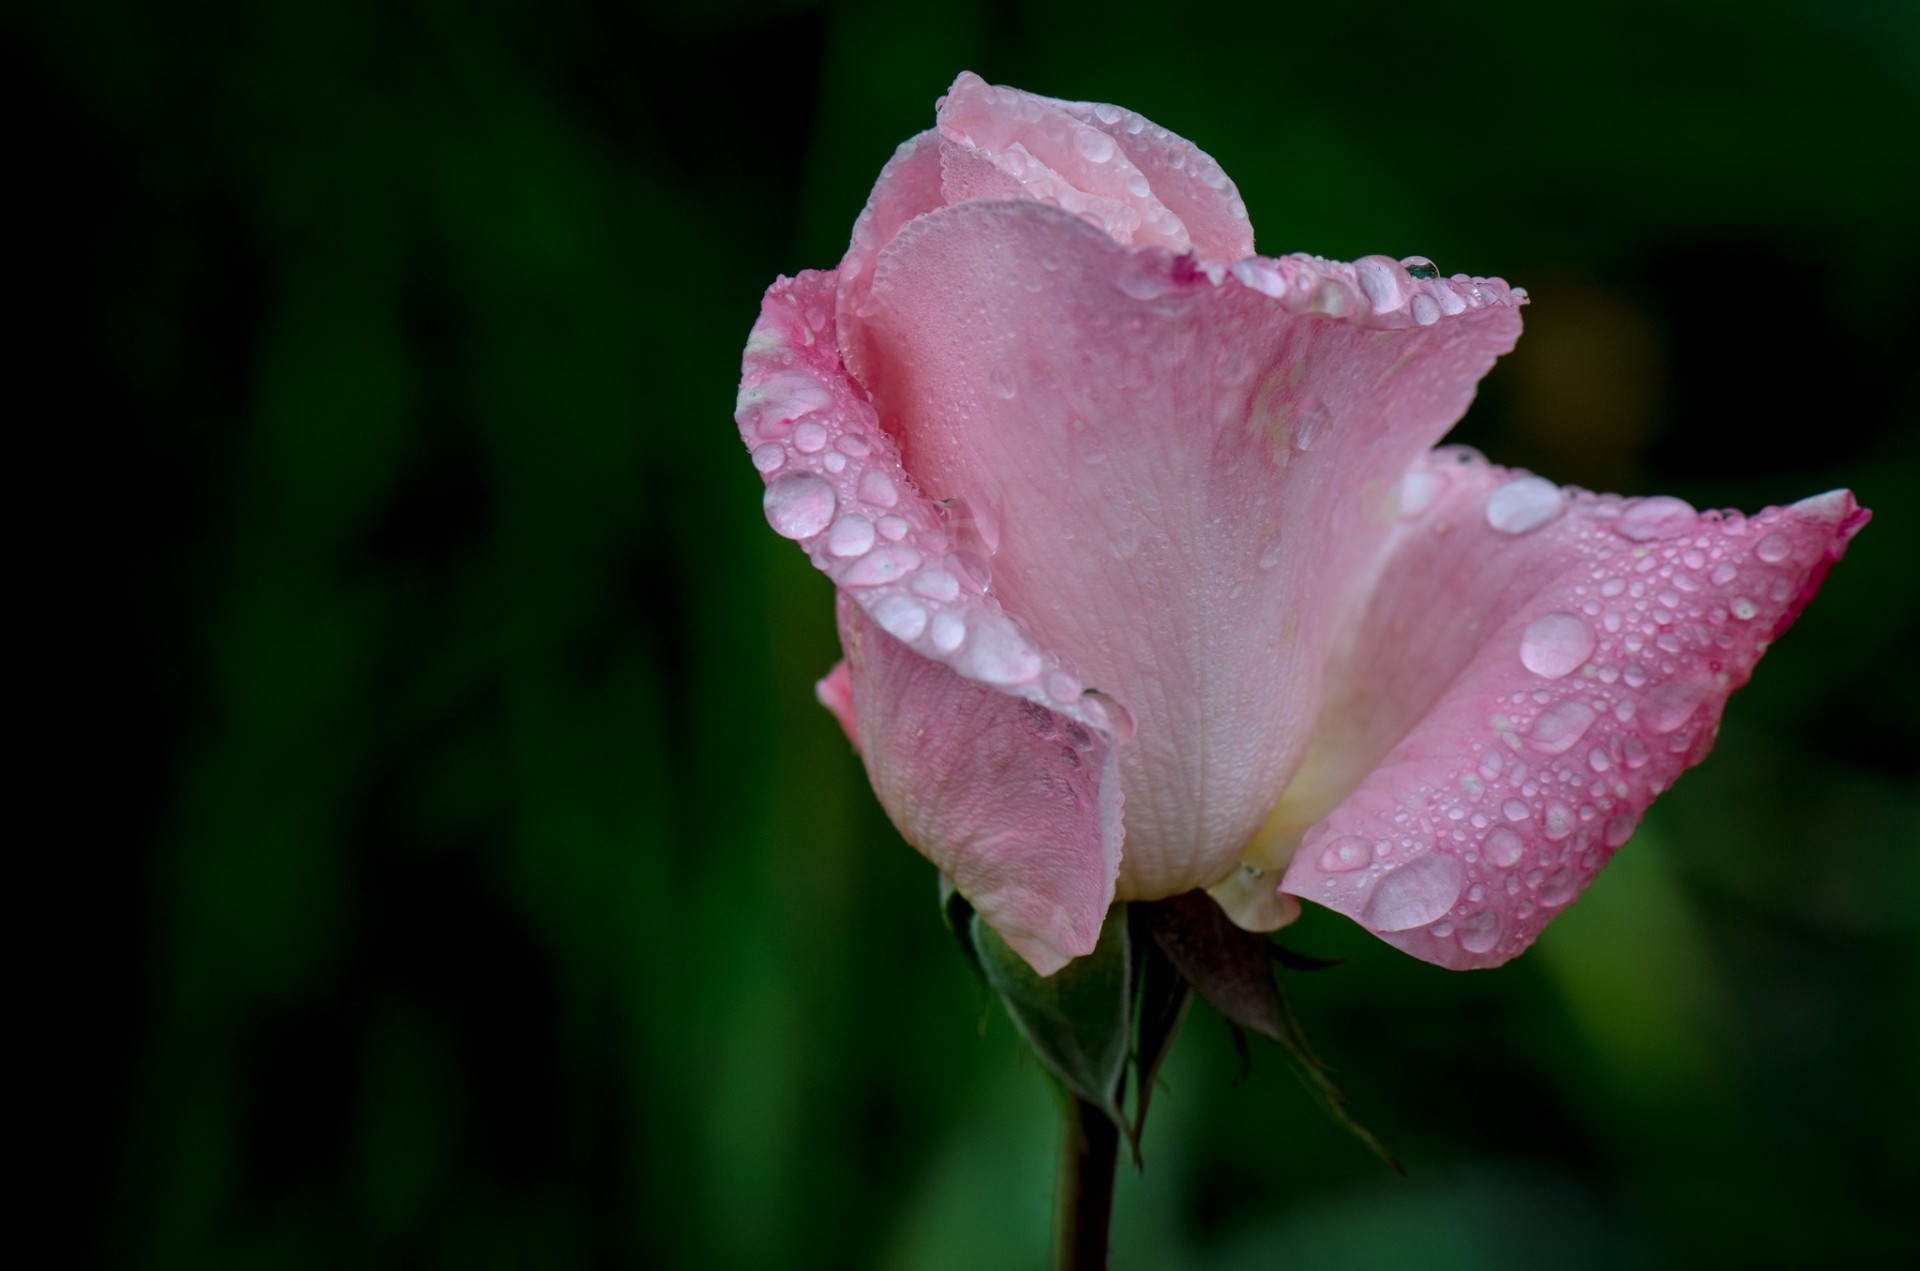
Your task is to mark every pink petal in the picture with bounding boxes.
[859,197,1523,900]
[1277,452,1869,969]
[739,268,1124,974]
[815,659,857,744]
[838,596,1124,975]
[837,130,946,391]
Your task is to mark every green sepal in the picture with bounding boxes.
[938,875,986,984]
[1124,911,1192,1159]
[1140,891,1402,1174]
[973,905,1133,1131]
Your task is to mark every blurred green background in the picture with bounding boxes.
[27,0,1918,1266]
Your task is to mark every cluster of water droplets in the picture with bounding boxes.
[1303,456,1814,963]
[738,282,1126,741]
[1228,253,1524,328]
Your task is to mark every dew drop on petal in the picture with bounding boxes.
[929,610,967,653]
[1363,854,1464,932]
[1318,835,1372,873]
[1616,495,1696,541]
[826,514,876,558]
[1519,611,1597,679]
[1410,293,1441,326]
[763,474,837,539]
[1502,798,1531,823]
[857,469,899,508]
[1484,826,1525,868]
[841,543,922,587]
[1457,909,1501,954]
[1642,679,1704,734]
[871,594,928,642]
[1486,476,1566,535]
[1398,469,1443,519]
[1755,532,1791,564]
[793,420,829,454]
[750,443,785,473]
[1529,700,1597,754]
[1073,128,1117,164]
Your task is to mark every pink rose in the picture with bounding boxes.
[736,72,1868,975]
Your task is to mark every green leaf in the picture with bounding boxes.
[1140,891,1402,1174]
[973,905,1133,1129]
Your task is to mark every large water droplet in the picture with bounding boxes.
[1073,127,1117,164]
[841,543,922,587]
[1755,532,1791,564]
[1398,469,1444,519]
[871,594,929,642]
[857,469,898,508]
[1519,611,1597,679]
[911,568,961,602]
[1401,256,1440,280]
[1457,909,1501,954]
[1362,854,1464,932]
[1484,826,1525,868]
[826,514,876,558]
[1537,866,1578,907]
[1642,679,1704,734]
[1616,496,1696,541]
[1354,255,1409,313]
[750,443,785,473]
[792,420,829,454]
[955,614,1042,684]
[1318,835,1372,873]
[763,474,837,539]
[1410,293,1441,326]
[1529,700,1597,755]
[929,610,967,653]
[1486,476,1566,535]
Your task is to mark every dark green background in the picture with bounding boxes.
[30,0,1917,1266]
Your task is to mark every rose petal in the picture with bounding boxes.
[938,72,1254,264]
[838,597,1123,974]
[1276,452,1869,968]
[741,268,1123,972]
[860,198,1522,899]
[837,129,947,391]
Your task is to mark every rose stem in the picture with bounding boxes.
[1053,1093,1118,1271]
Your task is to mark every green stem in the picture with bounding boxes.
[1053,1094,1118,1271]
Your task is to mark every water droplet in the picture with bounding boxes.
[1616,496,1696,542]
[1537,866,1578,907]
[1519,611,1597,679]
[1543,800,1575,841]
[1082,689,1136,742]
[1457,909,1501,954]
[1502,798,1530,823]
[1410,293,1441,326]
[793,420,829,454]
[1354,255,1409,313]
[1398,469,1443,519]
[1587,747,1611,773]
[1604,811,1638,848]
[857,469,899,508]
[929,611,967,653]
[1621,736,1649,769]
[911,568,961,602]
[1730,596,1757,620]
[1401,257,1440,280]
[1710,561,1738,586]
[1755,532,1791,564]
[763,474,837,539]
[836,434,871,458]
[955,614,1042,684]
[1529,700,1597,755]
[1293,398,1332,451]
[750,443,785,473]
[1485,826,1525,868]
[841,543,922,587]
[1486,476,1566,535]
[826,514,876,558]
[1642,679,1704,734]
[871,594,928,642]
[1073,127,1116,164]
[1363,854,1464,932]
[987,367,1018,399]
[1318,835,1372,873]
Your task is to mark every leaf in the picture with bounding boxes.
[1125,915,1192,1159]
[973,904,1133,1129]
[1139,891,1402,1173]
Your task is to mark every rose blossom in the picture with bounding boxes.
[736,73,1867,975]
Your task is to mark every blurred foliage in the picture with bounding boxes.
[22,0,1918,1266]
